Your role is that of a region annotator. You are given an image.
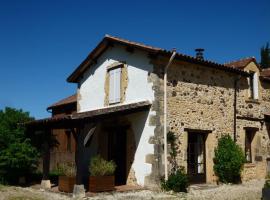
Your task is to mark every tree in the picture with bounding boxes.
[0,107,40,183]
[260,42,270,69]
[213,135,245,183]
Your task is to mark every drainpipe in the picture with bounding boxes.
[164,49,176,180]
[233,75,241,142]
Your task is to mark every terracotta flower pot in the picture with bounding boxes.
[58,176,76,193]
[89,175,115,192]
[262,188,270,200]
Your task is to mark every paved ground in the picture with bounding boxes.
[0,179,265,200]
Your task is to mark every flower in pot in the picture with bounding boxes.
[262,179,270,200]
[89,155,116,192]
[57,162,76,193]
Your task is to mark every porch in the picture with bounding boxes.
[26,101,151,195]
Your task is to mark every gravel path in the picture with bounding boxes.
[186,179,264,200]
[0,179,265,200]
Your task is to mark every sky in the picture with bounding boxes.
[0,0,269,119]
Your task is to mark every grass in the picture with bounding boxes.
[0,184,6,191]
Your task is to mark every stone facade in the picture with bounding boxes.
[148,57,270,184]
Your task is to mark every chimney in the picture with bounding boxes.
[195,48,204,60]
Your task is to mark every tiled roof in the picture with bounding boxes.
[72,100,151,120]
[260,68,270,82]
[26,101,151,128]
[261,68,270,77]
[67,35,250,83]
[47,94,77,110]
[224,57,257,69]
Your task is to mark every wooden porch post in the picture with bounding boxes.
[71,127,86,198]
[41,129,51,189]
[42,129,51,180]
[72,127,84,185]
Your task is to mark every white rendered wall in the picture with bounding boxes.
[126,111,155,186]
[78,44,155,112]
[78,44,156,186]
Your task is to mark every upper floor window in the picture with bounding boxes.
[248,72,259,100]
[109,67,121,104]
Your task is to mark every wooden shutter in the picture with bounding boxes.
[253,72,259,99]
[114,68,121,103]
[109,68,121,104]
[109,70,115,103]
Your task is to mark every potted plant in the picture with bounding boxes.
[57,162,76,193]
[262,175,270,200]
[89,155,116,192]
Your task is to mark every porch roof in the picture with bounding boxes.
[26,101,151,129]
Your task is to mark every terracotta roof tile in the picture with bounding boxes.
[67,35,250,83]
[261,68,270,77]
[224,57,257,69]
[47,94,77,110]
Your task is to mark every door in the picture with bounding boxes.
[108,127,127,185]
[187,132,206,183]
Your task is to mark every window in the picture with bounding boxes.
[109,67,121,104]
[248,72,259,99]
[245,130,255,163]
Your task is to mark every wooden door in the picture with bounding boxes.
[108,127,127,185]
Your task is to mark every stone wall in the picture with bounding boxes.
[149,57,270,184]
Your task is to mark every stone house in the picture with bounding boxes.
[28,35,270,188]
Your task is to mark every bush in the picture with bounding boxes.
[57,162,76,177]
[89,155,116,176]
[161,167,188,192]
[264,180,270,188]
[0,139,39,183]
[213,135,245,183]
[0,107,39,184]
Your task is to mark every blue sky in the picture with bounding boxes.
[0,0,269,119]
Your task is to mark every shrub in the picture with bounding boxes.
[0,139,40,183]
[57,162,76,177]
[0,107,39,184]
[89,155,116,176]
[213,135,245,183]
[264,180,270,188]
[161,167,188,192]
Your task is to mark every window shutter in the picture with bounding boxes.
[109,68,121,104]
[109,70,115,103]
[114,68,121,103]
[253,72,259,99]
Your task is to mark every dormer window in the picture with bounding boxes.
[109,67,121,104]
[248,71,259,100]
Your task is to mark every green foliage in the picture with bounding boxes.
[261,42,270,69]
[167,131,178,172]
[57,162,76,177]
[89,155,116,176]
[213,135,245,183]
[0,107,39,183]
[264,180,270,188]
[161,167,188,192]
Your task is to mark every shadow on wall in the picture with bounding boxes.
[78,110,149,187]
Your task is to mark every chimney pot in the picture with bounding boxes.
[195,48,204,60]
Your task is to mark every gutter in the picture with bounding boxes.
[164,49,177,180]
[233,75,241,142]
